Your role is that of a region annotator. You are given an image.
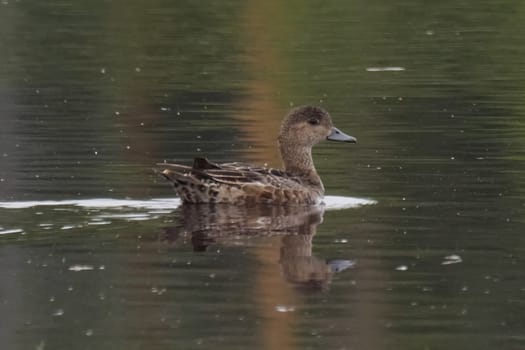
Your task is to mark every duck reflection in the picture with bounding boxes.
[163,204,354,291]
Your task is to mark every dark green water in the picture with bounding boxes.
[2,1,525,349]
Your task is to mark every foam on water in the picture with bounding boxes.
[0,198,181,210]
[0,195,376,211]
[323,195,377,210]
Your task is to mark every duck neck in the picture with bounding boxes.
[279,140,324,193]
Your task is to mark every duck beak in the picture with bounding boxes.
[327,127,357,143]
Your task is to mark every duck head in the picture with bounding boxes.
[278,106,356,146]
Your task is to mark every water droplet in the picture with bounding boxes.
[442,255,462,265]
[52,309,64,316]
[275,305,295,313]
[68,265,94,272]
[366,67,405,72]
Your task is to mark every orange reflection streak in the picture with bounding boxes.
[235,3,291,168]
[236,2,297,350]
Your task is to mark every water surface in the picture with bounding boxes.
[2,0,525,349]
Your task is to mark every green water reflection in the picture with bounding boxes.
[1,0,525,349]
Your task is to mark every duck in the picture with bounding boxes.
[158,105,356,205]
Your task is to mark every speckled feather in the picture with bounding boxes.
[160,158,323,205]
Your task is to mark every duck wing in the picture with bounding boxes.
[158,157,287,185]
[158,157,321,204]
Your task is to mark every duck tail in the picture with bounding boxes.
[155,166,213,203]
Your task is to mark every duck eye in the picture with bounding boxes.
[308,118,320,126]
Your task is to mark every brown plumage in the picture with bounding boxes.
[158,105,356,205]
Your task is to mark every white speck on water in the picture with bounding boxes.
[148,209,172,214]
[366,66,405,72]
[126,145,131,150]
[114,111,120,116]
[135,67,141,73]
[87,220,111,225]
[60,225,75,230]
[442,254,462,265]
[0,228,24,235]
[275,305,295,313]
[68,265,94,272]
[160,106,170,111]
[99,213,151,221]
[426,30,434,35]
[94,151,98,156]
[396,265,408,271]
[85,329,94,336]
[100,68,106,74]
[52,309,64,316]
[151,287,167,295]
[328,260,356,272]
[334,238,348,243]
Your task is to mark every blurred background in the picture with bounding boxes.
[1,1,525,349]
